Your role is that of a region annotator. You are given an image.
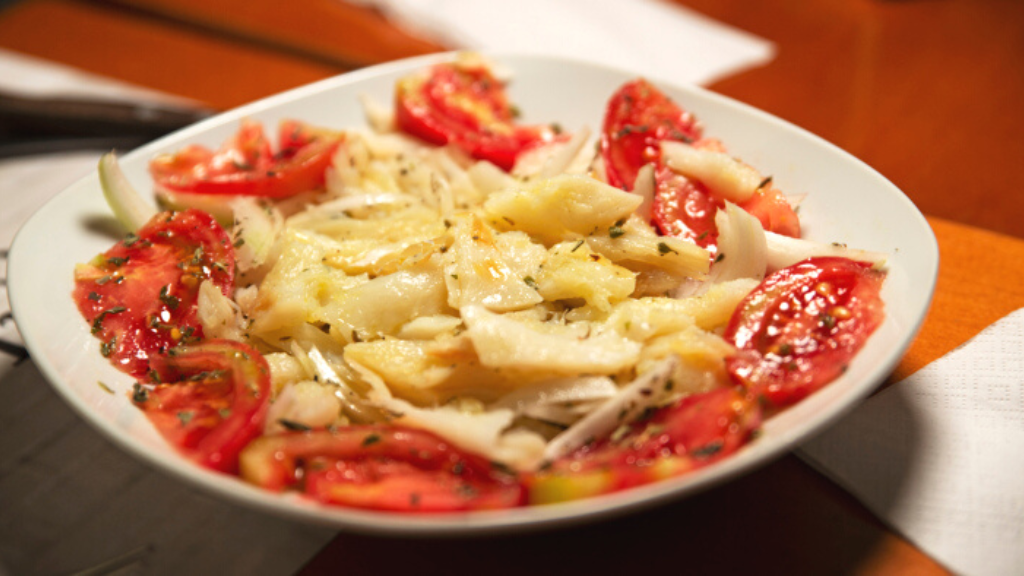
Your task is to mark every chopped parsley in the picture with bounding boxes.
[131,383,149,403]
[158,285,180,310]
[279,419,312,432]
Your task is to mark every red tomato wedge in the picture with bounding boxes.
[651,165,721,249]
[600,79,800,246]
[133,340,270,473]
[73,209,234,379]
[601,78,702,191]
[395,59,558,171]
[724,257,886,408]
[738,185,801,239]
[239,426,525,512]
[528,387,761,504]
[149,119,341,198]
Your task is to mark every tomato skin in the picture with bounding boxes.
[738,185,801,238]
[600,78,702,191]
[239,426,525,512]
[73,209,234,379]
[395,61,556,171]
[724,257,886,408]
[150,119,341,198]
[134,340,270,473]
[529,387,761,504]
[650,166,721,249]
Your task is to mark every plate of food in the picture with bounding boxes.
[7,52,938,534]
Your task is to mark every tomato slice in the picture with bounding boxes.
[395,59,557,171]
[133,340,270,473]
[600,78,702,191]
[529,387,761,504]
[600,79,801,247]
[150,119,341,198]
[650,165,722,249]
[738,185,801,239]
[724,257,886,408]
[239,426,525,512]
[73,209,235,379]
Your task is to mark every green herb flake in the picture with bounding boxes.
[100,336,116,358]
[608,225,625,238]
[571,239,586,252]
[159,285,180,310]
[715,253,725,263]
[131,383,149,403]
[821,314,836,329]
[191,246,206,266]
[610,424,632,443]
[97,381,115,395]
[91,306,126,334]
[279,419,312,432]
[362,433,381,447]
[177,411,194,427]
[106,256,129,267]
[691,440,724,459]
[490,460,516,477]
[757,176,773,189]
[657,242,677,256]
[523,276,538,289]
[88,291,101,302]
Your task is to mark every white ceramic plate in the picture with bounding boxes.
[8,53,938,535]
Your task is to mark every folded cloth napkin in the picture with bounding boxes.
[799,308,1024,576]
[346,0,775,85]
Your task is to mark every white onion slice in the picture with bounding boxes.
[287,192,415,225]
[661,140,761,203]
[632,163,656,222]
[765,231,888,271]
[535,126,592,180]
[229,197,283,272]
[359,93,394,133]
[492,376,619,415]
[542,356,678,462]
[712,201,768,283]
[99,152,156,232]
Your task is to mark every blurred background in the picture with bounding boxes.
[0,0,1021,238]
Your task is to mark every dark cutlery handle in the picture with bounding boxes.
[0,91,212,139]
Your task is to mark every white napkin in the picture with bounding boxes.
[799,308,1024,576]
[347,0,775,85]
